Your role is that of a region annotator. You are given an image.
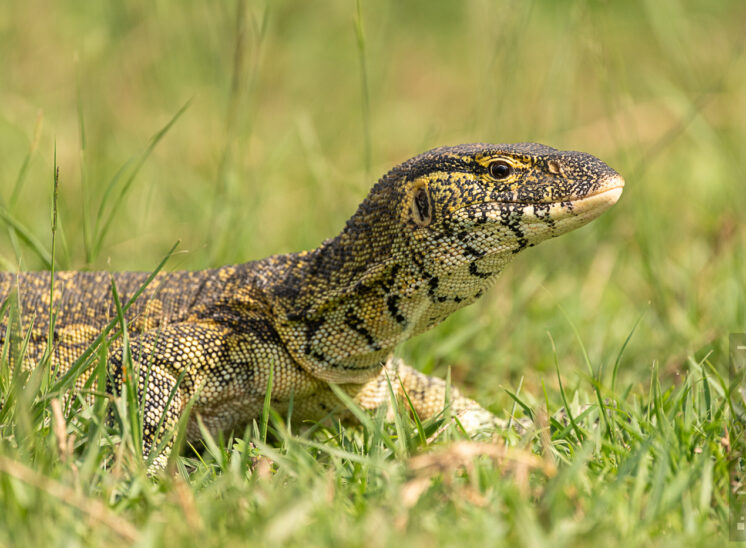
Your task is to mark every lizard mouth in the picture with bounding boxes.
[530,180,624,231]
[449,184,623,216]
[492,173,626,207]
[447,175,624,231]
[447,172,625,214]
[485,185,624,207]
[554,183,624,211]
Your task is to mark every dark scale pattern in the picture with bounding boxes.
[0,143,623,467]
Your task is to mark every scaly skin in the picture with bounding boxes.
[0,143,624,466]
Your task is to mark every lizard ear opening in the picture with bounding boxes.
[411,184,432,227]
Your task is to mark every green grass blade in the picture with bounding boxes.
[547,331,584,442]
[48,241,180,395]
[0,208,52,269]
[260,363,273,444]
[91,101,190,260]
[611,311,645,391]
[8,111,43,208]
[328,383,397,454]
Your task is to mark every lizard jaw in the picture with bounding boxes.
[541,176,624,232]
[447,183,623,232]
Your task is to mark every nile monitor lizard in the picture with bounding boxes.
[0,143,623,468]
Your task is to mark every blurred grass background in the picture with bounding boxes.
[0,0,744,542]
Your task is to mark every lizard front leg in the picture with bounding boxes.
[107,321,247,470]
[108,346,184,470]
[352,357,503,434]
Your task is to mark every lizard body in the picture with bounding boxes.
[0,143,623,466]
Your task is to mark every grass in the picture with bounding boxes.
[0,0,744,545]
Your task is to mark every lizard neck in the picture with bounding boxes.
[234,142,624,384]
[263,209,513,383]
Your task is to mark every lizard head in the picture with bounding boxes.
[271,143,623,383]
[394,142,624,271]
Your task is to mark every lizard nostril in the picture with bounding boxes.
[607,173,625,189]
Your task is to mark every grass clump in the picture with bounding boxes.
[0,304,738,545]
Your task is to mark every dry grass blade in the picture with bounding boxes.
[172,476,204,533]
[0,455,139,542]
[407,440,553,475]
[50,398,72,463]
[402,441,556,508]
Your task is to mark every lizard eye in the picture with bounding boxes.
[488,160,513,180]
